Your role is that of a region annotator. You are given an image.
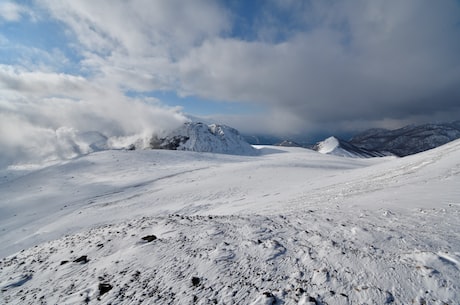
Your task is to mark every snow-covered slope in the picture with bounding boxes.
[1,140,460,304]
[147,122,258,156]
[350,121,460,156]
[314,136,389,158]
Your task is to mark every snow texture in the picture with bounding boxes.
[1,139,460,305]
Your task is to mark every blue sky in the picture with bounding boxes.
[1,0,460,144]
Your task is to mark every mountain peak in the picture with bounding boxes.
[314,136,340,154]
[147,122,259,156]
[314,136,390,158]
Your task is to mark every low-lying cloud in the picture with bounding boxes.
[0,66,187,168]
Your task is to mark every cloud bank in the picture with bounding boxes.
[0,66,186,168]
[1,0,460,166]
[178,0,460,134]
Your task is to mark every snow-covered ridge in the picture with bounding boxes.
[314,136,340,154]
[146,122,259,156]
[313,136,390,158]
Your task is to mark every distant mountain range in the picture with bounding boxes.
[126,120,460,158]
[314,121,460,157]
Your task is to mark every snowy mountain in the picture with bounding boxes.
[313,136,390,158]
[145,122,259,156]
[1,139,459,304]
[350,121,460,156]
[276,140,303,147]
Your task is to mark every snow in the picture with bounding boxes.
[1,140,460,304]
[148,122,259,156]
[314,136,361,158]
[315,136,340,154]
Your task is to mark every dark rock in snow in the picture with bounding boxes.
[73,255,88,264]
[141,235,157,242]
[308,296,319,304]
[262,291,277,304]
[385,291,395,303]
[191,276,201,287]
[98,283,113,296]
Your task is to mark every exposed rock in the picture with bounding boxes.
[141,235,157,242]
[73,255,88,264]
[191,277,201,287]
[98,283,113,296]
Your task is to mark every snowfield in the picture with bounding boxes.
[1,141,459,304]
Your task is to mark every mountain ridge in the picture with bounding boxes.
[350,121,460,156]
[313,136,390,158]
[309,121,460,158]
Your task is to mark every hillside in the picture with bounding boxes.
[1,141,459,304]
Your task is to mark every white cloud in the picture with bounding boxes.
[0,2,28,22]
[0,65,187,167]
[178,0,460,133]
[39,0,230,91]
[37,0,460,135]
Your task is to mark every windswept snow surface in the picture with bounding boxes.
[1,141,460,304]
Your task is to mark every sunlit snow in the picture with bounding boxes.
[1,141,459,304]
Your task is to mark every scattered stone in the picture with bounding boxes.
[73,255,88,264]
[98,283,112,296]
[261,292,276,304]
[263,291,274,297]
[191,277,201,287]
[60,260,69,265]
[385,291,395,303]
[308,296,319,305]
[296,287,305,296]
[141,235,157,242]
